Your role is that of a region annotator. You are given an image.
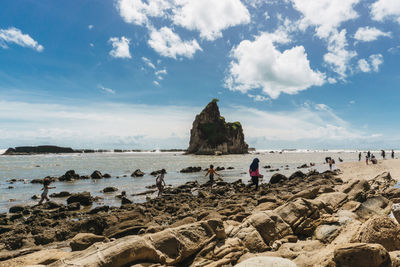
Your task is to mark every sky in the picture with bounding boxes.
[1,0,400,150]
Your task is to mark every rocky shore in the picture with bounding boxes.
[1,167,400,266]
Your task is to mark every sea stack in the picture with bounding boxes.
[187,99,248,155]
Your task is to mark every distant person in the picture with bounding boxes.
[328,158,333,170]
[38,178,55,205]
[366,155,369,165]
[205,165,221,184]
[381,150,386,159]
[249,158,263,191]
[367,151,371,160]
[392,150,395,159]
[371,155,378,164]
[156,169,166,197]
[359,152,362,161]
[325,157,331,164]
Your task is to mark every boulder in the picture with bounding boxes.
[9,205,24,213]
[59,170,79,181]
[70,233,109,251]
[180,166,202,173]
[67,202,80,211]
[89,206,109,214]
[91,170,103,179]
[50,191,71,198]
[334,243,391,267]
[102,187,118,193]
[356,216,400,251]
[150,170,164,176]
[131,169,145,177]
[186,99,248,155]
[289,171,305,180]
[269,173,287,184]
[103,173,111,178]
[235,256,296,267]
[341,179,370,202]
[121,197,133,205]
[67,192,93,206]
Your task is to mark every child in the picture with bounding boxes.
[249,158,263,191]
[39,178,55,204]
[156,169,166,197]
[205,165,221,184]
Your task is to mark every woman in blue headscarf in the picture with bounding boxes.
[249,158,262,190]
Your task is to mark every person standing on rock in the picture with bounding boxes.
[249,158,262,191]
[38,178,55,204]
[205,165,221,184]
[156,169,166,197]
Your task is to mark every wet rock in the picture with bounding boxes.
[67,192,93,206]
[70,233,109,251]
[9,205,25,213]
[180,166,202,173]
[67,202,80,211]
[103,173,111,178]
[42,201,63,210]
[216,166,225,171]
[121,197,133,205]
[131,169,145,177]
[263,165,271,169]
[288,171,305,180]
[334,243,391,267]
[102,187,118,193]
[50,191,71,198]
[31,195,40,200]
[34,231,55,245]
[151,170,165,176]
[91,170,103,179]
[227,167,234,169]
[297,164,309,169]
[89,206,109,214]
[269,173,287,184]
[59,170,79,181]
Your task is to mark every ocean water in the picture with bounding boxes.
[0,150,360,213]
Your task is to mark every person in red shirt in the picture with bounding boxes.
[249,158,263,190]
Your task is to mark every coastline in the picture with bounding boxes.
[1,159,400,266]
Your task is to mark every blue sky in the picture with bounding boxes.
[1,0,400,149]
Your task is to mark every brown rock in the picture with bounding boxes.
[334,243,391,267]
[70,233,109,251]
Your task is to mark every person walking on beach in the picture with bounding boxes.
[38,178,55,205]
[205,165,221,184]
[392,150,395,159]
[367,151,371,160]
[358,152,362,161]
[249,158,263,191]
[328,158,333,170]
[156,169,166,197]
[366,155,369,165]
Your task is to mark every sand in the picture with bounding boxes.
[338,158,400,182]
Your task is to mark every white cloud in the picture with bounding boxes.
[358,54,383,73]
[142,56,155,69]
[354,26,391,42]
[88,25,94,30]
[371,0,400,23]
[247,94,270,102]
[290,0,360,38]
[116,0,171,26]
[225,32,325,99]
[155,69,167,76]
[98,85,116,94]
[148,27,202,59]
[358,59,371,72]
[323,29,357,79]
[89,43,94,47]
[153,80,160,86]
[108,36,132,59]
[172,0,250,41]
[370,54,384,72]
[0,27,43,52]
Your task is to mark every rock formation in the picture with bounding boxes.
[3,145,75,155]
[187,99,248,155]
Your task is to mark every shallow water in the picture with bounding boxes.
[0,151,359,212]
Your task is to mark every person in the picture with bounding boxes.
[249,158,263,190]
[366,155,369,165]
[205,165,221,184]
[367,151,371,160]
[156,169,166,197]
[381,150,386,159]
[38,178,55,204]
[358,152,362,161]
[392,150,395,159]
[371,155,378,164]
[328,158,333,170]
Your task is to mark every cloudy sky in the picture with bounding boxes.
[1,0,400,149]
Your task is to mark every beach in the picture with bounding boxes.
[1,156,400,266]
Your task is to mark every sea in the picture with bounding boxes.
[0,150,366,213]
